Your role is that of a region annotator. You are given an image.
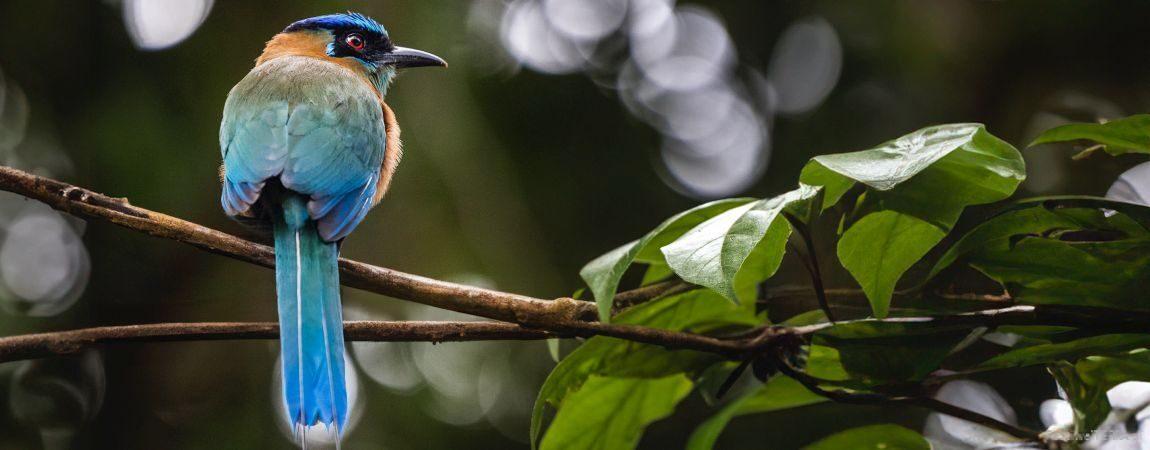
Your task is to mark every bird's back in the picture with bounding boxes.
[220,56,387,241]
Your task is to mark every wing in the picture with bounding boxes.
[220,56,387,241]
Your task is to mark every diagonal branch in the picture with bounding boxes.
[0,166,612,325]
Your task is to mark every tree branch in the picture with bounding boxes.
[0,318,761,364]
[0,321,558,363]
[0,166,616,324]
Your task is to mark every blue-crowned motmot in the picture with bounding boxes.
[218,12,444,440]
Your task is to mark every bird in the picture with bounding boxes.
[218,12,445,443]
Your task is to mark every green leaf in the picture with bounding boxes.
[800,124,1025,317]
[687,375,826,450]
[805,345,852,382]
[640,263,674,286]
[929,205,1123,279]
[801,123,1025,211]
[803,424,930,450]
[816,322,972,382]
[539,374,693,450]
[1076,350,1150,390]
[1049,362,1111,434]
[1030,114,1150,156]
[531,290,757,448]
[580,199,754,322]
[923,196,1150,310]
[837,211,945,318]
[662,185,820,301]
[782,309,831,326]
[810,124,984,191]
[800,162,857,212]
[976,334,1150,371]
[929,197,1150,280]
[969,238,1150,310]
[1012,196,1150,225]
[1045,351,1150,435]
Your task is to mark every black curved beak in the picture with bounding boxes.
[381,46,447,69]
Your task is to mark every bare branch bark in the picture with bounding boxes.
[0,318,761,364]
[0,321,557,363]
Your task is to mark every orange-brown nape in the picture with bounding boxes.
[256,31,330,64]
[255,31,379,86]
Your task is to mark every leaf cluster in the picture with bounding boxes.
[536,119,1150,448]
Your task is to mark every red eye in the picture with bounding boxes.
[344,33,365,51]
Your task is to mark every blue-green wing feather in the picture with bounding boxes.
[221,56,386,241]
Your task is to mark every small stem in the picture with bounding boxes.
[612,280,696,311]
[772,346,1041,442]
[715,358,754,399]
[908,397,1040,441]
[782,212,835,322]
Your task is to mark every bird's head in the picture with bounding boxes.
[260,12,446,94]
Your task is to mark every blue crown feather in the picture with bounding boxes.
[284,12,387,38]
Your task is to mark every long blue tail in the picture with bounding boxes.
[273,194,348,439]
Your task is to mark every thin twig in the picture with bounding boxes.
[613,280,696,311]
[785,304,1150,336]
[772,346,1042,441]
[762,286,1013,309]
[715,358,754,399]
[908,397,1041,441]
[782,212,835,322]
